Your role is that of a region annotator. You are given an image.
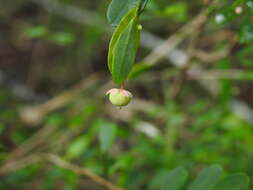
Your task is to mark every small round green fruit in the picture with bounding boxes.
[106,88,133,107]
[137,24,143,30]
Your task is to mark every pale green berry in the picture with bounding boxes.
[106,88,133,107]
[137,24,143,31]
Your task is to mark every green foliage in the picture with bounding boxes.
[237,45,253,66]
[163,3,188,22]
[140,0,150,12]
[214,173,249,190]
[157,165,249,190]
[111,16,140,84]
[239,21,253,43]
[25,25,48,38]
[107,0,150,26]
[160,167,188,190]
[98,120,117,153]
[107,0,148,84]
[215,0,253,45]
[187,165,222,190]
[107,0,140,26]
[48,32,76,46]
[65,135,90,160]
[24,25,75,46]
[108,8,139,72]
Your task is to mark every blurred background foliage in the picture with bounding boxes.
[0,0,253,189]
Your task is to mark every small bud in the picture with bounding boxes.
[235,6,243,14]
[106,88,133,107]
[137,24,143,31]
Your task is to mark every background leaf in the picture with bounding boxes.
[187,165,223,190]
[65,135,89,160]
[214,173,249,190]
[239,21,253,43]
[98,120,117,153]
[160,167,188,190]
[25,25,48,38]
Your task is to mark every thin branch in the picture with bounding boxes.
[31,0,106,27]
[19,73,102,125]
[193,32,236,63]
[188,69,253,80]
[30,0,188,67]
[0,153,123,190]
[6,124,58,162]
[0,154,42,175]
[169,23,204,100]
[46,154,123,190]
[194,49,229,63]
[28,0,253,126]
[140,0,219,68]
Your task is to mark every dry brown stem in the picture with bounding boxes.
[0,153,123,190]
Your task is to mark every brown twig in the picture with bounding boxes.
[193,31,237,63]
[46,154,123,190]
[140,0,219,68]
[0,153,123,190]
[19,73,103,125]
[170,17,205,100]
[0,154,42,175]
[188,69,253,80]
[194,49,229,63]
[6,124,58,162]
[24,0,253,126]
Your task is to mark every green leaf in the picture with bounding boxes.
[108,7,140,84]
[140,0,150,12]
[163,3,188,22]
[246,0,253,13]
[25,25,48,38]
[111,17,140,84]
[128,62,153,79]
[108,7,138,73]
[239,21,253,43]
[161,167,188,190]
[214,173,249,190]
[215,8,237,25]
[0,123,5,135]
[48,32,75,46]
[98,121,117,153]
[237,45,253,66]
[187,165,223,190]
[232,0,245,8]
[107,0,140,26]
[149,170,171,190]
[65,135,89,160]
[108,154,134,175]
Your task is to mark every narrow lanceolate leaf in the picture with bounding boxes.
[214,173,249,190]
[108,7,138,73]
[187,165,223,190]
[107,0,140,26]
[111,17,140,84]
[161,167,188,190]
